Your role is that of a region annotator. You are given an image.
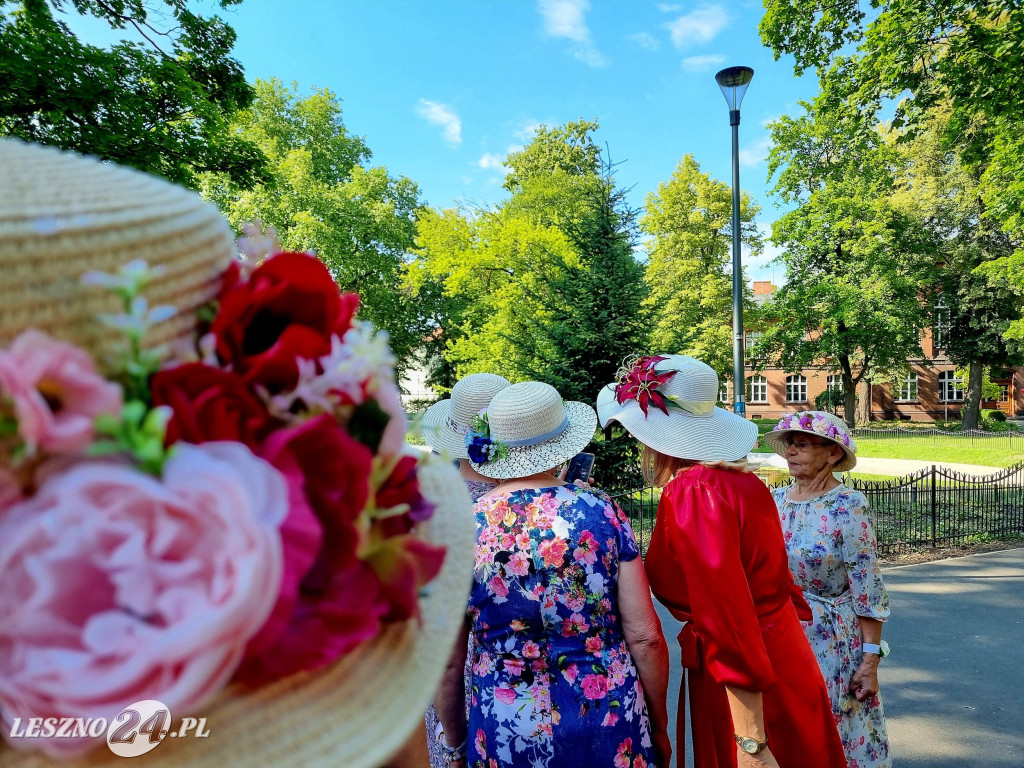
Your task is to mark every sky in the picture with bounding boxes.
[69,0,823,283]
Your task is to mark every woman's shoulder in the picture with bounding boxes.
[834,484,870,511]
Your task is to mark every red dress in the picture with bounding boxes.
[644,465,846,768]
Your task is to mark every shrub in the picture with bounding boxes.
[982,409,1007,423]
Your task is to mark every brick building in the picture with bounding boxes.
[732,282,1023,422]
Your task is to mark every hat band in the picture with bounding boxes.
[500,416,570,448]
[675,397,715,417]
[445,415,468,435]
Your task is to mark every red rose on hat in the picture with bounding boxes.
[211,252,360,392]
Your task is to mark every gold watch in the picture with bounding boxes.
[734,734,769,755]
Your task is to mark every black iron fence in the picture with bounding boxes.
[608,463,1024,557]
[851,427,1024,448]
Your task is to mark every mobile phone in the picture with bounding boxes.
[565,452,595,484]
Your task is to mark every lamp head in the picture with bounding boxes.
[715,66,754,111]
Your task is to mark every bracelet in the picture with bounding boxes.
[437,737,466,763]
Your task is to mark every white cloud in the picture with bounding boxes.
[681,54,726,72]
[537,0,606,67]
[478,153,504,170]
[657,3,682,11]
[415,99,462,145]
[515,121,542,141]
[739,137,772,168]
[629,32,660,51]
[664,6,729,49]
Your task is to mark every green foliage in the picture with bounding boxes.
[0,0,267,189]
[90,401,173,477]
[753,94,937,427]
[640,154,761,381]
[982,409,1007,423]
[198,79,425,374]
[760,1,1024,337]
[409,121,650,484]
[814,387,846,415]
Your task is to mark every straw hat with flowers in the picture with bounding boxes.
[0,139,474,768]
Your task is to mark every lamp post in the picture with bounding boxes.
[715,65,754,417]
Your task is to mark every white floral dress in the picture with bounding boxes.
[772,484,892,768]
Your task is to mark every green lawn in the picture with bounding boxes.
[753,433,1024,467]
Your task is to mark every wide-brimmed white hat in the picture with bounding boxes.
[597,354,757,462]
[762,410,858,472]
[469,381,597,479]
[420,372,510,458]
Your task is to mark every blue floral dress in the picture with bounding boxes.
[773,484,891,768]
[468,484,656,768]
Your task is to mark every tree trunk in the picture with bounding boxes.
[962,360,984,430]
[839,356,857,430]
[857,380,871,425]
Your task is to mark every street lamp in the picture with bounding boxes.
[715,65,754,417]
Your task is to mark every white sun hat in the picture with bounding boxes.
[420,372,511,458]
[468,381,597,480]
[762,410,858,472]
[597,354,757,462]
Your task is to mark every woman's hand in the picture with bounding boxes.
[736,747,781,767]
[851,656,880,701]
[652,727,672,767]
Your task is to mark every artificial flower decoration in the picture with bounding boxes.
[464,410,510,465]
[0,233,447,758]
[613,355,679,417]
[774,412,855,449]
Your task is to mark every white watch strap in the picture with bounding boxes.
[862,642,882,655]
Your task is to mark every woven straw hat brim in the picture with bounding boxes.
[471,401,598,480]
[0,454,475,768]
[421,399,470,459]
[0,139,234,370]
[762,429,858,472]
[597,384,758,462]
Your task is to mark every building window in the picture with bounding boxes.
[747,375,768,403]
[826,374,842,392]
[934,298,950,349]
[896,373,918,402]
[938,370,963,402]
[744,332,763,360]
[998,384,1010,403]
[786,374,807,403]
[719,381,730,404]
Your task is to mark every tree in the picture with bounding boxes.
[891,109,1024,428]
[640,154,761,383]
[198,79,425,373]
[0,0,267,189]
[408,121,650,487]
[760,1,1024,335]
[753,95,937,427]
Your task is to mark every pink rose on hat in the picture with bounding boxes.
[0,442,285,758]
[766,410,858,472]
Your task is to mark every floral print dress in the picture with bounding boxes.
[468,484,656,768]
[773,484,892,768]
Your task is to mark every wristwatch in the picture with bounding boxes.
[734,734,769,755]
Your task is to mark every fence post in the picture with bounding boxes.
[930,464,937,548]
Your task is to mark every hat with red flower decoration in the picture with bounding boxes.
[597,354,757,462]
[0,139,475,768]
[763,410,858,471]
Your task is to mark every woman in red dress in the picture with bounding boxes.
[598,355,846,768]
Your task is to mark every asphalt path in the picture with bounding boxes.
[655,548,1024,767]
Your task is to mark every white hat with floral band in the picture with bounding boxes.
[420,372,511,458]
[467,381,597,480]
[597,354,758,462]
[763,410,858,472]
[0,139,475,768]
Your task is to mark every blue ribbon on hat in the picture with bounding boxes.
[501,416,570,448]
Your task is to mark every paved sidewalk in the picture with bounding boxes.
[655,548,1024,767]
[747,451,1004,477]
